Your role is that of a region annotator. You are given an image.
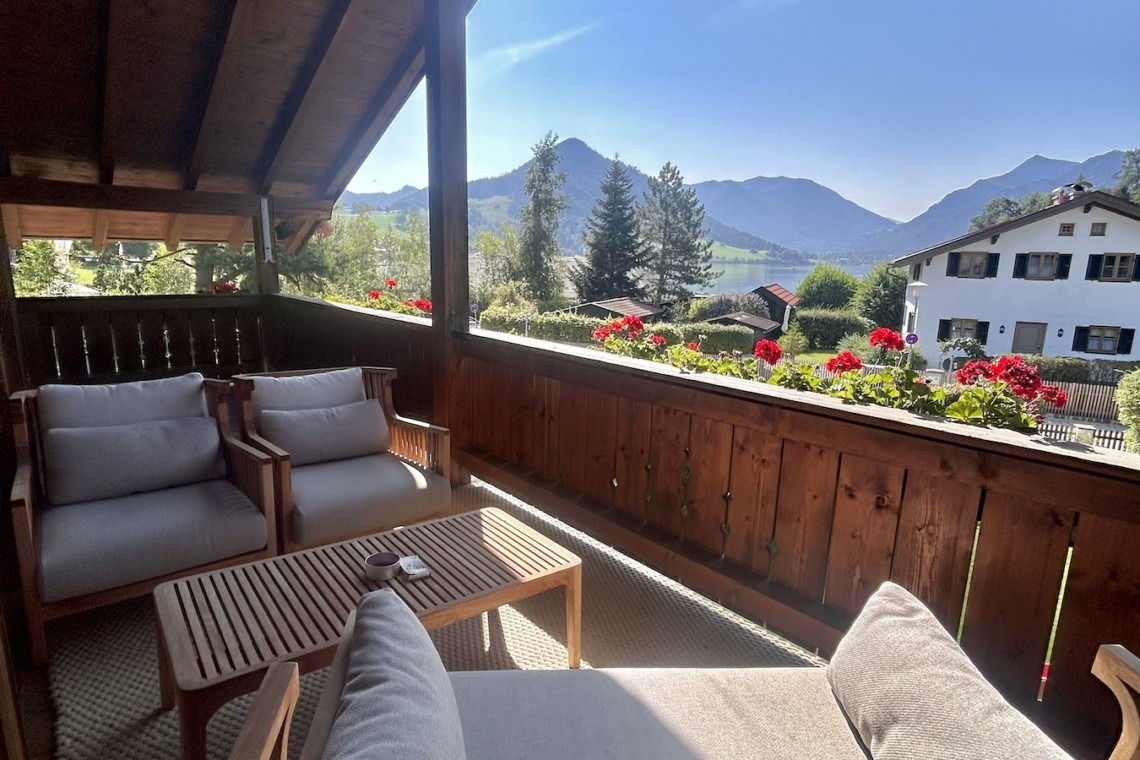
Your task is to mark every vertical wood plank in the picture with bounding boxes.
[138,310,167,372]
[50,312,86,379]
[891,471,981,630]
[187,309,217,371]
[556,383,589,494]
[581,389,617,507]
[961,491,1073,709]
[724,426,782,573]
[684,415,733,555]
[510,368,537,472]
[489,364,511,462]
[80,310,116,378]
[163,309,194,371]
[823,453,905,616]
[769,440,839,598]
[1040,513,1140,758]
[449,355,473,449]
[613,396,651,521]
[213,310,240,370]
[472,360,493,454]
[235,307,262,370]
[541,378,561,483]
[645,405,690,537]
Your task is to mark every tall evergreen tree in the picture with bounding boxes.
[640,162,718,304]
[517,132,568,301]
[572,157,646,301]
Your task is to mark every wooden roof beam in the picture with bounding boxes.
[0,206,21,249]
[164,214,186,252]
[0,176,333,219]
[92,210,109,251]
[228,216,249,252]
[95,0,114,185]
[256,0,356,195]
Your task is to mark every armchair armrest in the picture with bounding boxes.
[224,438,277,554]
[1093,645,1140,760]
[389,414,450,479]
[229,662,300,760]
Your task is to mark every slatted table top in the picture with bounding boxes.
[154,507,582,691]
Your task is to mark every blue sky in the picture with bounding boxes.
[347,0,1140,222]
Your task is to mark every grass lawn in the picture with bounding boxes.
[75,264,96,286]
[708,242,767,261]
[790,350,835,363]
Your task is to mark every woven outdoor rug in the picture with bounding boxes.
[47,481,820,759]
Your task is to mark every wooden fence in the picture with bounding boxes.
[1044,381,1120,422]
[1037,422,1128,451]
[445,331,1140,760]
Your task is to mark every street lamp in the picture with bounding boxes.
[906,281,927,334]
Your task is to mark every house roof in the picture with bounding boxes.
[891,191,1140,267]
[753,282,801,307]
[707,311,780,332]
[583,297,665,319]
[0,0,475,251]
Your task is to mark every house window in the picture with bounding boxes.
[957,252,988,278]
[950,319,977,339]
[911,262,923,281]
[1025,253,1057,280]
[1091,222,1107,236]
[1058,223,1074,236]
[1087,326,1120,354]
[1101,253,1135,282]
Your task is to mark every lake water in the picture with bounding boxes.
[702,260,877,295]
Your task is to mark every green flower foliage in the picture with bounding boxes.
[1117,369,1140,453]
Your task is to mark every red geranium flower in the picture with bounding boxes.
[650,334,666,346]
[687,342,699,352]
[592,325,612,342]
[385,278,398,289]
[753,339,782,366]
[869,327,905,352]
[621,314,645,333]
[826,351,863,373]
[368,289,381,300]
[1039,385,1067,408]
[413,298,432,314]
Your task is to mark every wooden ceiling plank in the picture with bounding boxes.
[0,206,22,249]
[0,176,333,219]
[228,216,249,252]
[320,31,427,199]
[92,210,109,250]
[95,0,114,185]
[257,0,356,195]
[183,0,246,190]
[164,214,186,251]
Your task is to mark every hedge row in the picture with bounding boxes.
[478,307,754,353]
[792,308,874,350]
[1000,354,1140,385]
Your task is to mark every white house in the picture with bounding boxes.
[892,189,1140,367]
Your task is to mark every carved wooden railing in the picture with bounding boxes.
[15,294,264,389]
[449,331,1140,760]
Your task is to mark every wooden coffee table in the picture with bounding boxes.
[153,507,582,759]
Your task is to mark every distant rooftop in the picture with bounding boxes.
[580,297,665,319]
[754,283,800,308]
[707,311,780,332]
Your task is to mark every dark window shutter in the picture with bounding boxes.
[985,253,1000,278]
[1012,254,1028,278]
[1072,326,1089,352]
[937,319,951,341]
[976,321,990,345]
[1056,254,1071,279]
[1119,328,1135,355]
[946,252,960,277]
[1133,258,1140,281]
[1085,254,1103,280]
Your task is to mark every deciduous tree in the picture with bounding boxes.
[851,261,907,328]
[795,262,857,310]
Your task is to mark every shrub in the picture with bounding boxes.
[794,309,873,350]
[777,325,809,358]
[851,262,907,328]
[1117,369,1140,453]
[684,292,771,323]
[836,332,875,361]
[1008,355,1140,385]
[795,262,859,310]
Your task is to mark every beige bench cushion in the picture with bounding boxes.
[450,667,867,760]
[827,581,1071,760]
[289,454,450,547]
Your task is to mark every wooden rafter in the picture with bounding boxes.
[228,216,249,252]
[0,206,20,249]
[92,210,109,250]
[256,0,355,195]
[182,0,244,190]
[164,214,187,251]
[95,0,114,185]
[0,176,332,219]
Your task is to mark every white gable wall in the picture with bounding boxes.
[904,204,1140,366]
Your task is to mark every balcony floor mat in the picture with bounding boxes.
[47,480,821,759]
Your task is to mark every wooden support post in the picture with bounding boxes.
[252,196,280,295]
[0,210,26,394]
[425,0,469,436]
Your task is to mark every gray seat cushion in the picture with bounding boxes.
[38,480,266,603]
[251,368,365,415]
[827,581,1071,760]
[450,667,868,760]
[37,372,209,430]
[289,453,450,547]
[322,589,467,760]
[257,399,389,466]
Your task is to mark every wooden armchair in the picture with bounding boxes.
[10,373,276,665]
[231,367,451,552]
[229,663,299,760]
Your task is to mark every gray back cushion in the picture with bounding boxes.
[827,581,1071,760]
[37,372,209,431]
[323,589,467,760]
[257,399,389,466]
[251,368,365,415]
[43,417,226,505]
